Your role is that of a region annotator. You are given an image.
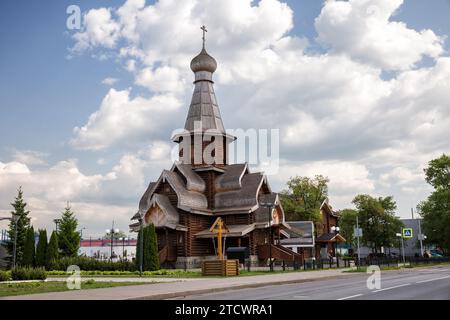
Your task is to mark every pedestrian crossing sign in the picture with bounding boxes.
[402,228,413,238]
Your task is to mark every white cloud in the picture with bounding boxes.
[101,77,119,85]
[72,8,121,52]
[315,0,445,70]
[0,146,172,235]
[10,149,48,166]
[71,88,182,150]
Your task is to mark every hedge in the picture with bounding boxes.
[0,270,11,282]
[50,256,136,271]
[11,267,47,281]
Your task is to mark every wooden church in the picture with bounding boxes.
[130,28,302,268]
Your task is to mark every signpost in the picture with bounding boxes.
[396,229,406,265]
[354,216,362,268]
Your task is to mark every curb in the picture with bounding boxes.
[129,273,355,300]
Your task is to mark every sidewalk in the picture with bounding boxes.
[1,269,355,300]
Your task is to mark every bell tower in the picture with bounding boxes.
[172,26,236,167]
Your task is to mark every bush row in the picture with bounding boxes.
[46,269,200,277]
[10,267,47,281]
[49,256,136,271]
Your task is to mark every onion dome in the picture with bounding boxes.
[190,48,217,74]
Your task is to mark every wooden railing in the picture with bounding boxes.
[258,244,303,263]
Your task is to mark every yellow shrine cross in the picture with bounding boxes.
[209,217,229,260]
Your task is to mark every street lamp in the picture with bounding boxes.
[106,223,120,261]
[53,219,62,233]
[121,237,128,260]
[331,226,340,268]
[260,202,275,272]
[79,227,86,240]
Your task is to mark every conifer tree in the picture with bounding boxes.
[143,224,160,271]
[135,227,142,270]
[58,204,80,257]
[22,226,35,267]
[46,231,59,269]
[7,187,31,266]
[36,229,48,267]
[136,224,160,271]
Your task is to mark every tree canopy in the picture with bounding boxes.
[341,194,403,253]
[280,175,329,223]
[418,154,450,252]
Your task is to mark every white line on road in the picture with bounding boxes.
[416,275,450,284]
[337,294,363,300]
[373,283,410,293]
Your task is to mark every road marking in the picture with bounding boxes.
[416,275,450,284]
[337,294,363,300]
[293,295,309,299]
[373,283,410,293]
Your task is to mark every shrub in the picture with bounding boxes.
[0,270,11,282]
[50,256,136,272]
[11,267,47,281]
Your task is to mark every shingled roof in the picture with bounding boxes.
[131,162,275,225]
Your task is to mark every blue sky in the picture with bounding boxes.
[1,0,449,236]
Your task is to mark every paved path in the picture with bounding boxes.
[1,269,353,300]
[174,265,450,300]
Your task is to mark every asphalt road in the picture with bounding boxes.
[173,265,450,300]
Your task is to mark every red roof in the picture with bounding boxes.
[80,239,137,247]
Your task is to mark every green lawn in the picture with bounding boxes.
[0,280,150,297]
[45,267,345,279]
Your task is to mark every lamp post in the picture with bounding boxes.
[396,231,406,265]
[106,222,120,261]
[260,202,275,272]
[79,227,86,241]
[121,237,128,260]
[331,226,340,268]
[53,219,61,233]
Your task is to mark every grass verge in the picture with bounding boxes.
[0,280,150,297]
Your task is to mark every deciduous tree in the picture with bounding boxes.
[418,154,450,252]
[280,175,329,223]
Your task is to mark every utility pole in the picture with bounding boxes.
[418,218,424,257]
